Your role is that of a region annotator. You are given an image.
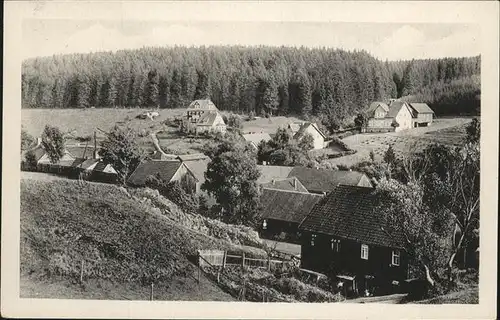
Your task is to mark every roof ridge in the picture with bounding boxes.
[261,187,322,196]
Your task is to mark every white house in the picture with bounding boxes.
[184,99,227,134]
[292,122,327,150]
[365,101,414,133]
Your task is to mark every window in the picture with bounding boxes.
[361,244,369,260]
[392,250,400,266]
[311,234,317,246]
[331,238,341,252]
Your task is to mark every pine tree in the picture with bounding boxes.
[158,75,169,109]
[194,69,211,99]
[145,69,159,108]
[260,75,279,116]
[169,70,183,109]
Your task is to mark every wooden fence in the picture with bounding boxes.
[198,249,286,270]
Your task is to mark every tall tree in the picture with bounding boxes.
[289,68,312,115]
[145,69,159,108]
[202,149,261,225]
[98,125,145,185]
[194,69,211,100]
[41,125,65,164]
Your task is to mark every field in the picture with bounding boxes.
[22,109,472,167]
[325,118,473,167]
[240,116,302,134]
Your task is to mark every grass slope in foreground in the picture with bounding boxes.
[20,178,239,301]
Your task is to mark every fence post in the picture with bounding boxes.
[80,260,84,283]
[197,251,201,283]
[150,282,154,301]
[242,252,245,268]
[222,250,227,269]
[267,256,271,271]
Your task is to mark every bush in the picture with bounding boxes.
[225,113,243,129]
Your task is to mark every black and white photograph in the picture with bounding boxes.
[2,1,498,319]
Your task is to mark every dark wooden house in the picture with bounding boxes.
[298,185,408,296]
[258,188,323,244]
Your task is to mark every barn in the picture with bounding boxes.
[408,103,434,127]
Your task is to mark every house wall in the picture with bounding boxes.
[305,125,325,150]
[416,113,433,125]
[102,164,117,174]
[357,175,374,188]
[171,164,198,193]
[186,110,205,123]
[366,118,394,133]
[300,232,408,293]
[394,105,413,132]
[374,106,387,119]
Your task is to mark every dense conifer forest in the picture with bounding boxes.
[22,46,480,122]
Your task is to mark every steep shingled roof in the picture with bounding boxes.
[293,122,327,139]
[409,103,434,114]
[127,160,184,186]
[299,185,405,249]
[385,101,409,118]
[187,99,218,110]
[259,188,324,223]
[367,102,390,116]
[287,167,373,193]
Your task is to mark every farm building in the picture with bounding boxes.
[260,177,308,193]
[242,132,272,151]
[288,122,326,150]
[127,160,199,193]
[256,165,373,194]
[365,100,414,133]
[408,103,434,127]
[258,188,324,244]
[287,167,373,194]
[298,185,408,296]
[184,99,227,134]
[176,154,211,193]
[71,158,118,183]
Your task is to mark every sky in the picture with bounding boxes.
[22,20,481,61]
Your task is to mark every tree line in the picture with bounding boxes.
[22,46,480,123]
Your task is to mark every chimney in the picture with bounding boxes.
[293,177,297,190]
[36,137,42,147]
[272,179,275,185]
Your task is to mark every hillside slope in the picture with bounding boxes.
[20,178,249,300]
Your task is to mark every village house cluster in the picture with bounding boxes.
[21,98,440,297]
[364,100,435,133]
